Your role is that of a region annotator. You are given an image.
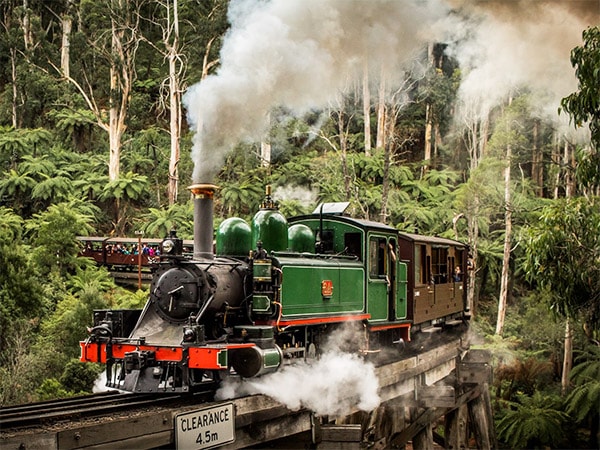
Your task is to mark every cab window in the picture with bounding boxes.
[369,237,387,279]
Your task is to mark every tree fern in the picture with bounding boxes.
[496,392,568,449]
[565,345,600,424]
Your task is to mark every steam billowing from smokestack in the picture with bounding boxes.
[183,0,597,182]
[183,0,448,183]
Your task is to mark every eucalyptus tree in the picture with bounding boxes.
[138,0,183,205]
[57,0,145,182]
[518,25,600,398]
[135,0,228,205]
[522,198,600,342]
[487,96,530,336]
[453,158,505,314]
[560,26,600,153]
[559,26,600,198]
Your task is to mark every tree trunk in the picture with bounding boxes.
[375,68,385,150]
[496,141,512,335]
[552,134,561,198]
[167,0,181,204]
[560,145,574,393]
[61,10,73,78]
[338,110,350,198]
[531,119,543,197]
[10,47,17,128]
[467,212,478,315]
[561,319,573,395]
[260,140,271,168]
[108,26,122,182]
[380,113,392,224]
[564,141,576,198]
[463,115,489,316]
[496,96,515,336]
[107,0,138,181]
[261,112,272,171]
[21,0,33,50]
[424,102,432,171]
[363,63,371,156]
[167,49,181,202]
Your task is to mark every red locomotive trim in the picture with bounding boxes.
[368,322,411,332]
[80,342,183,363]
[80,342,103,362]
[80,341,257,370]
[259,313,371,327]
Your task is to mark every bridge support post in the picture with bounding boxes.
[467,382,495,450]
[444,403,468,449]
[412,415,433,450]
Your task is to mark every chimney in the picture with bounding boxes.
[188,184,218,259]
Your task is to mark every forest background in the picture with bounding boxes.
[0,1,598,448]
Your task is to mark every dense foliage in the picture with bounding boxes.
[0,2,598,447]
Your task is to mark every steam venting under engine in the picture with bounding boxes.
[189,183,217,259]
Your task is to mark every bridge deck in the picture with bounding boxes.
[1,335,494,449]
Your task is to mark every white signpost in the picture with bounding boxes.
[175,403,235,450]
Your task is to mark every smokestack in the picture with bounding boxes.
[188,184,218,259]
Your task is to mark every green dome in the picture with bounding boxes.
[288,224,315,253]
[216,217,251,256]
[252,209,288,253]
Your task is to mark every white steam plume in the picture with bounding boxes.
[216,323,381,417]
[184,0,597,183]
[445,0,595,139]
[183,0,448,182]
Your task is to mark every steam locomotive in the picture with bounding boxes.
[80,184,469,393]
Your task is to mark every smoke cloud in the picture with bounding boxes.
[183,0,448,182]
[183,0,596,182]
[216,323,381,417]
[445,0,595,132]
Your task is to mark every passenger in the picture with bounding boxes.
[454,266,462,281]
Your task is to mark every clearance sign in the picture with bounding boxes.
[175,403,235,449]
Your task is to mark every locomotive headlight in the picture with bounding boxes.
[183,328,196,342]
[162,239,175,254]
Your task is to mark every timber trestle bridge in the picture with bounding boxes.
[1,332,495,449]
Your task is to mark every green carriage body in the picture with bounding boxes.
[283,215,408,325]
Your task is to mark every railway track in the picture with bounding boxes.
[0,390,209,429]
[2,324,469,433]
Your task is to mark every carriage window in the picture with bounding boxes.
[432,247,449,284]
[415,244,427,285]
[369,237,387,278]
